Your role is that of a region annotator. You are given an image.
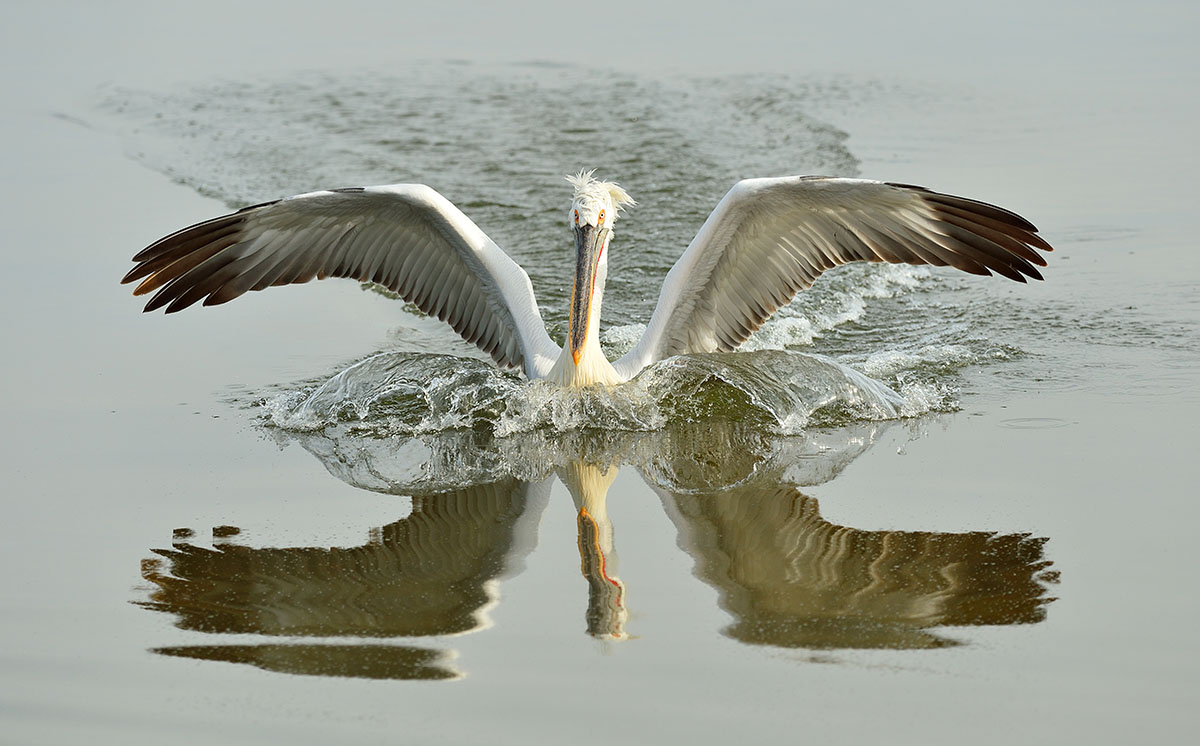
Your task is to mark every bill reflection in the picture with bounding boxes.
[563,462,628,640]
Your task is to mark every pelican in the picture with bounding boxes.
[123,171,1053,387]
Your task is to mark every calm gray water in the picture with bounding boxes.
[2,3,1198,745]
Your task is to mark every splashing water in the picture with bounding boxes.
[259,348,908,441]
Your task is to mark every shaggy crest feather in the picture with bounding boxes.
[566,170,636,216]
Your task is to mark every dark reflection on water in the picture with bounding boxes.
[154,644,457,681]
[662,486,1057,649]
[141,479,548,637]
[139,422,1058,677]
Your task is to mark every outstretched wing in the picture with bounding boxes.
[123,185,560,378]
[614,176,1052,379]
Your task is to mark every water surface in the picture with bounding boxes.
[2,4,1198,745]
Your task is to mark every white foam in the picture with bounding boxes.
[746,265,930,351]
[857,344,977,379]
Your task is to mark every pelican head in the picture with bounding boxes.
[566,170,635,365]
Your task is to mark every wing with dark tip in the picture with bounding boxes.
[614,176,1052,379]
[123,185,560,378]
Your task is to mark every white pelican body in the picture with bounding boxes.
[124,171,1052,387]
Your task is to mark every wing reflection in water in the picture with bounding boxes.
[139,421,1058,678]
[657,485,1059,649]
[139,478,549,679]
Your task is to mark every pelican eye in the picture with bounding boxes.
[598,209,606,224]
[574,210,579,225]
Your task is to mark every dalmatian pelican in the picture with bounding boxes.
[123,171,1052,387]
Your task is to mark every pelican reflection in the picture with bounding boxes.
[139,424,1057,677]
